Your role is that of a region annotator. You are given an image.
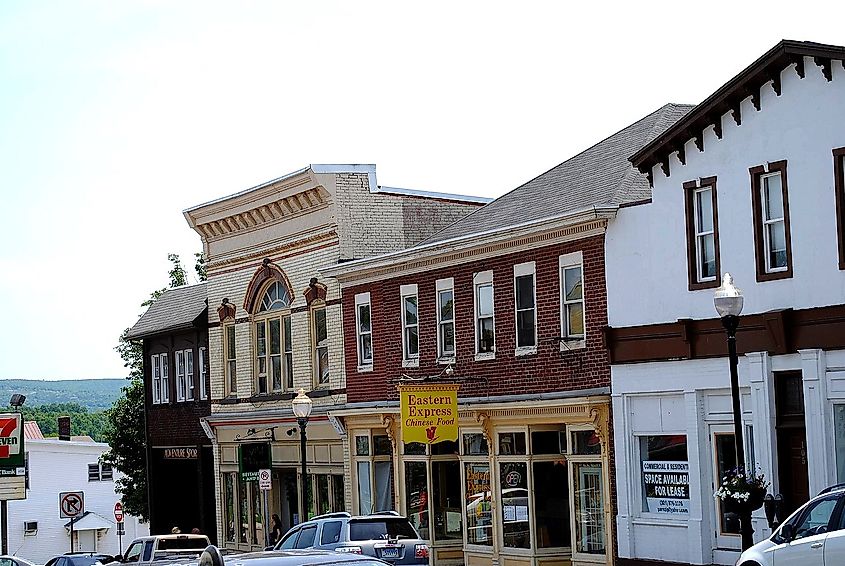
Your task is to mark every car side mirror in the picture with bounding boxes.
[780,523,795,542]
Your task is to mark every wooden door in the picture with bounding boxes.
[777,427,809,515]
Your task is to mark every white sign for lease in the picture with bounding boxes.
[642,460,690,516]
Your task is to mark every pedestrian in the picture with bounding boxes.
[270,514,283,544]
[171,526,181,534]
[191,527,201,534]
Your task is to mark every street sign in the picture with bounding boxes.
[117,521,125,535]
[59,491,85,519]
[114,501,124,523]
[258,469,272,490]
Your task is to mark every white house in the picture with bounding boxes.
[604,40,845,566]
[5,424,148,564]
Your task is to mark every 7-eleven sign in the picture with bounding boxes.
[0,414,24,468]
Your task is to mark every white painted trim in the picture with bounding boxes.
[355,291,371,305]
[436,277,455,292]
[473,271,493,285]
[559,252,586,344]
[183,166,310,213]
[513,261,535,277]
[435,278,456,362]
[377,185,492,204]
[400,284,419,363]
[513,261,537,351]
[355,292,373,369]
[400,284,418,296]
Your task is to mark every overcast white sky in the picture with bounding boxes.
[0,1,841,379]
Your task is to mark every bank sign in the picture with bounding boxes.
[642,460,689,516]
[399,384,459,444]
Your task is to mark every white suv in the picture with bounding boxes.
[737,485,845,566]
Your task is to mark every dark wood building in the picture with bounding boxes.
[127,282,216,540]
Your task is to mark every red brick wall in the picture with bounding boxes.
[342,234,610,403]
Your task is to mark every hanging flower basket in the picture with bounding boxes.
[715,468,769,513]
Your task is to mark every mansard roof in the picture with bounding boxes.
[630,40,845,179]
[126,282,208,340]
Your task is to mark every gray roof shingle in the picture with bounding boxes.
[420,103,694,245]
[126,282,208,340]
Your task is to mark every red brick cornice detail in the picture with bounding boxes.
[243,259,294,314]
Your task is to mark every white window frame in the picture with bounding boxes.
[436,278,455,363]
[400,284,419,368]
[185,349,194,401]
[151,353,162,404]
[355,292,373,371]
[559,252,586,350]
[199,347,208,400]
[761,171,787,273]
[513,262,537,355]
[175,350,187,402]
[312,305,330,386]
[473,271,495,361]
[159,352,170,403]
[693,186,717,283]
[224,324,237,397]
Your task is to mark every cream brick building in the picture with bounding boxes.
[183,164,487,550]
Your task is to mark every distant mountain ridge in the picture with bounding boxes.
[0,379,126,412]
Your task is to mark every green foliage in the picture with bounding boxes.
[6,402,109,441]
[102,379,147,519]
[167,253,188,287]
[0,379,124,412]
[194,252,207,282]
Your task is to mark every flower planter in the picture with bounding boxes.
[722,487,767,514]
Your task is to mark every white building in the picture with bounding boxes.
[604,40,845,565]
[5,425,148,564]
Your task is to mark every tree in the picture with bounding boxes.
[102,252,198,520]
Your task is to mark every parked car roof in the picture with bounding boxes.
[201,547,387,566]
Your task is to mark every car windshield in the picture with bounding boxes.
[348,518,418,541]
[66,558,103,566]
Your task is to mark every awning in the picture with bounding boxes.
[64,511,114,531]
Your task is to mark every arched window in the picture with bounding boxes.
[254,281,294,394]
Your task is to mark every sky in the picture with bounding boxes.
[0,1,842,380]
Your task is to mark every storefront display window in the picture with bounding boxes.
[433,461,462,540]
[498,432,527,455]
[573,462,604,554]
[835,405,845,482]
[532,429,565,454]
[374,435,392,455]
[239,476,249,544]
[571,430,601,455]
[225,472,236,543]
[639,435,689,516]
[404,442,426,455]
[714,434,739,534]
[463,433,489,456]
[499,461,529,548]
[375,461,394,511]
[355,432,395,514]
[465,462,492,545]
[332,475,345,512]
[250,481,264,545]
[358,461,372,513]
[356,436,370,456]
[405,461,429,539]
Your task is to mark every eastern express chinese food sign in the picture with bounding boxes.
[399,383,460,444]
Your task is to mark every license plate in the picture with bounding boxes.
[380,547,400,559]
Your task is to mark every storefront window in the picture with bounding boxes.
[355,432,394,514]
[498,432,527,455]
[463,433,489,456]
[374,461,394,511]
[573,462,604,554]
[356,436,370,456]
[250,481,263,545]
[533,461,569,547]
[465,462,492,545]
[835,405,845,482]
[332,474,345,512]
[358,461,372,513]
[316,474,331,516]
[532,429,566,454]
[239,476,249,544]
[571,430,601,455]
[404,442,426,455]
[225,473,236,543]
[405,461,429,539]
[374,435,392,456]
[499,461,529,548]
[432,440,459,456]
[433,461,462,540]
[639,435,689,516]
[715,434,739,534]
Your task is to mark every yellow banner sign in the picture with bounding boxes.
[399,383,460,444]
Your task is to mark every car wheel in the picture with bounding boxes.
[738,561,762,566]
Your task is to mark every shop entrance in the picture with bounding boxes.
[775,371,809,516]
[273,468,299,535]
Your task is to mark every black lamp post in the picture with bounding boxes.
[292,389,313,524]
[714,273,753,550]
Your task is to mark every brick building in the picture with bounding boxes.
[182,164,487,551]
[324,105,691,566]
[126,282,214,539]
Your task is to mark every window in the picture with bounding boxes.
[835,405,845,482]
[224,470,266,547]
[255,282,293,394]
[224,324,237,396]
[400,284,419,365]
[792,497,838,540]
[354,432,394,514]
[307,473,344,518]
[295,525,317,548]
[714,433,739,535]
[198,347,208,400]
[684,178,721,289]
[312,306,330,385]
[464,433,492,546]
[473,271,495,359]
[751,162,792,281]
[321,520,343,544]
[175,349,194,402]
[639,435,688,515]
[150,353,167,404]
[88,463,112,482]
[834,148,845,269]
[514,262,537,352]
[355,293,373,369]
[436,278,455,361]
[559,252,585,344]
[125,542,143,563]
[403,439,462,544]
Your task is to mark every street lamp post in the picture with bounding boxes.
[292,389,313,525]
[714,273,753,550]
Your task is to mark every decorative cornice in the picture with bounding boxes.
[194,186,330,243]
[327,216,610,287]
[206,230,338,274]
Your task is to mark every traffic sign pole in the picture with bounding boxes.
[114,502,124,555]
